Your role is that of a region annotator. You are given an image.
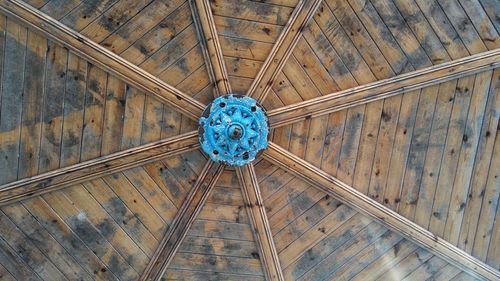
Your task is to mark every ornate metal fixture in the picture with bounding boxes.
[198,95,269,166]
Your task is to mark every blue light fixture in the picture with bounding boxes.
[199,95,269,166]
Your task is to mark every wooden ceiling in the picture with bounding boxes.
[0,0,498,280]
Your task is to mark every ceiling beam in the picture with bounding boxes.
[268,48,500,128]
[247,0,323,103]
[190,0,232,97]
[140,160,224,281]
[236,165,284,281]
[0,131,199,206]
[263,142,500,281]
[0,0,205,120]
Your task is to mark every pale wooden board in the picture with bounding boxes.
[163,169,266,279]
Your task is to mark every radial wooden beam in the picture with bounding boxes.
[190,0,231,97]
[140,161,224,281]
[0,0,205,120]
[263,142,500,281]
[236,164,284,281]
[247,0,323,103]
[0,131,199,206]
[268,48,500,128]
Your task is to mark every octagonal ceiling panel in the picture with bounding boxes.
[270,69,500,271]
[265,0,499,111]
[0,150,206,280]
[163,169,266,280]
[255,160,482,280]
[0,16,198,184]
[0,0,498,280]
[21,0,215,104]
[210,0,299,95]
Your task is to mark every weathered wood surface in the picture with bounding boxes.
[247,0,323,102]
[140,160,224,281]
[0,0,498,279]
[163,169,266,280]
[256,160,477,280]
[236,164,284,281]
[0,152,201,280]
[263,142,500,280]
[0,131,199,206]
[268,49,500,128]
[190,0,231,97]
[0,0,205,120]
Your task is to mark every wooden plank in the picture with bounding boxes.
[293,222,388,280]
[61,184,150,273]
[445,71,492,244]
[99,0,185,55]
[262,142,500,280]
[0,0,205,120]
[0,18,26,184]
[42,190,139,280]
[0,235,41,280]
[60,53,87,167]
[413,81,457,226]
[38,41,67,174]
[0,210,67,280]
[18,30,45,179]
[81,64,107,161]
[60,0,118,32]
[236,164,284,281]
[268,49,500,128]
[167,252,264,276]
[479,0,500,34]
[82,178,159,256]
[350,240,419,281]
[120,86,145,149]
[0,131,199,206]
[190,0,231,97]
[22,196,119,280]
[247,0,323,102]
[428,76,476,237]
[79,0,155,43]
[140,161,224,281]
[101,75,126,154]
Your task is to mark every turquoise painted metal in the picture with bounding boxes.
[199,95,269,166]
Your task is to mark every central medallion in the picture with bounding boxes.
[199,95,269,166]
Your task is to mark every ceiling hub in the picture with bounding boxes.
[199,95,269,166]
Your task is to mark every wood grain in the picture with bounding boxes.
[236,164,284,281]
[0,131,199,206]
[268,49,500,128]
[190,0,231,97]
[247,0,323,102]
[263,142,500,280]
[0,0,205,120]
[140,160,224,281]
